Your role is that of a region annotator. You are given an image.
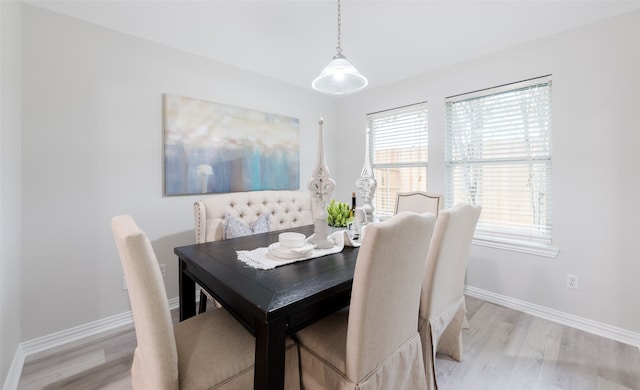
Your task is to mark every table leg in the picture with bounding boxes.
[179,258,196,321]
[254,318,286,390]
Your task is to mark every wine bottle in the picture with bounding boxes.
[351,192,356,217]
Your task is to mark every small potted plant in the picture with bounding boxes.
[327,200,353,227]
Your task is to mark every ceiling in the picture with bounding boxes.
[26,0,640,93]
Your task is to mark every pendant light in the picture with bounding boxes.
[312,0,368,95]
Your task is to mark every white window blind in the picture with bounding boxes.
[368,102,428,216]
[445,76,552,245]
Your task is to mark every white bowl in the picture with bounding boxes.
[279,232,306,249]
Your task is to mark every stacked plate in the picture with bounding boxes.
[267,242,315,260]
[268,232,315,260]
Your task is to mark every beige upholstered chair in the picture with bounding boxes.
[418,203,481,389]
[395,191,444,216]
[111,215,300,390]
[295,211,437,390]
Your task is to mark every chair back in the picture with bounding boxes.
[395,191,443,215]
[111,215,178,390]
[346,211,436,381]
[194,190,312,243]
[420,204,481,320]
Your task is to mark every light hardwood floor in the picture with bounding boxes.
[18,296,640,389]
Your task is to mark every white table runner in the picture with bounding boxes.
[237,230,361,270]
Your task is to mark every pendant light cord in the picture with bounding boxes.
[336,0,342,54]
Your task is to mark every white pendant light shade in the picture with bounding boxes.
[312,53,368,95]
[312,0,368,95]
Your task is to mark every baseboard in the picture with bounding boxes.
[5,288,639,389]
[465,285,640,348]
[2,346,25,390]
[2,297,182,390]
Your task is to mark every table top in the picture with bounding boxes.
[174,224,359,334]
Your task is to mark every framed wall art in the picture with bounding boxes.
[163,94,300,196]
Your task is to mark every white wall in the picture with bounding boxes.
[0,0,22,383]
[20,4,337,340]
[16,2,640,345]
[337,10,640,333]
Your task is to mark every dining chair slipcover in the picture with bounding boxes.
[418,203,481,390]
[394,191,444,216]
[295,211,437,390]
[394,192,473,328]
[112,215,300,390]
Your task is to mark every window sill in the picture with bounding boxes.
[472,235,559,258]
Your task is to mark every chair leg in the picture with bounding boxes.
[198,290,208,314]
[462,314,471,330]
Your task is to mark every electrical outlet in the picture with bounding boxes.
[567,273,579,289]
[160,264,167,278]
[122,275,128,290]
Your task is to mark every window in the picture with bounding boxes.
[368,102,428,216]
[445,76,556,256]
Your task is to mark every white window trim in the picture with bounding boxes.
[472,235,559,258]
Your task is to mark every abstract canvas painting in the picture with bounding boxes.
[163,95,300,195]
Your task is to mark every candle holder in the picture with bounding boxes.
[307,118,336,249]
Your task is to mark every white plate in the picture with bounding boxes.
[267,242,315,260]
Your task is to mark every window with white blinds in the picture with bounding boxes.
[367,102,428,216]
[445,76,553,250]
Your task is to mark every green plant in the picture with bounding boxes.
[327,199,353,227]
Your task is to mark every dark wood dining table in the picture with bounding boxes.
[175,224,359,390]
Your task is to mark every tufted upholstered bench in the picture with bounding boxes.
[194,190,313,244]
[194,190,313,311]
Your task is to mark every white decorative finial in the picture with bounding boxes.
[355,127,377,219]
[307,118,336,249]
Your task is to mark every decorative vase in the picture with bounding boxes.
[307,118,336,249]
[355,128,377,220]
